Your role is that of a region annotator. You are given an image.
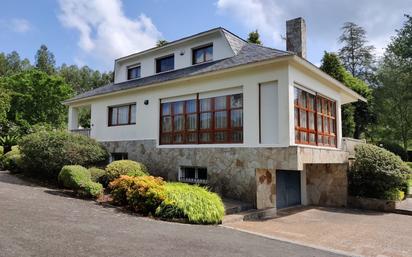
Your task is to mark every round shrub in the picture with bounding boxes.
[105,160,148,181]
[19,130,108,179]
[0,146,23,173]
[109,175,137,205]
[80,180,104,198]
[155,183,225,224]
[89,167,107,183]
[58,165,91,189]
[349,144,411,200]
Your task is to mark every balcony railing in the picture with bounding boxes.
[70,128,91,137]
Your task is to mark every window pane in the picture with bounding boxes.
[317,98,322,112]
[215,132,227,142]
[200,98,212,111]
[186,100,196,113]
[195,50,203,64]
[199,132,212,143]
[215,111,227,129]
[317,114,323,131]
[294,108,299,127]
[173,134,183,143]
[309,133,316,143]
[200,113,212,129]
[324,117,329,133]
[197,168,208,180]
[111,107,118,125]
[186,114,197,131]
[308,94,315,110]
[173,101,184,114]
[127,66,140,80]
[161,134,172,144]
[215,96,226,110]
[294,88,299,105]
[183,167,196,179]
[130,105,136,123]
[162,116,172,132]
[300,110,307,128]
[308,112,315,130]
[299,91,307,108]
[174,115,184,131]
[295,129,300,142]
[300,131,308,142]
[231,109,243,128]
[318,135,323,145]
[230,94,243,108]
[162,103,171,115]
[118,106,129,124]
[205,46,213,61]
[231,131,243,142]
[156,55,174,73]
[186,133,197,143]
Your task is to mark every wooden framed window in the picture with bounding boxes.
[127,65,141,80]
[192,44,213,64]
[156,55,174,73]
[160,93,243,145]
[294,87,337,147]
[108,103,136,126]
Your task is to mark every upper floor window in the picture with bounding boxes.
[294,87,337,147]
[192,44,213,64]
[108,103,136,126]
[127,65,141,80]
[156,55,174,73]
[160,93,243,145]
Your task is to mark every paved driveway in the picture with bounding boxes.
[224,206,412,257]
[0,171,343,257]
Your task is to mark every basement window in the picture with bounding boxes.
[111,153,128,162]
[179,166,208,184]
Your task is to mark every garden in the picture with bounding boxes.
[0,129,224,225]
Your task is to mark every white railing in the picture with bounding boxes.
[70,128,91,137]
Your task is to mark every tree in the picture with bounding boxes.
[0,90,11,125]
[35,44,56,74]
[5,51,23,75]
[247,30,262,44]
[0,69,73,128]
[375,15,412,151]
[156,40,168,47]
[320,52,373,138]
[338,22,375,84]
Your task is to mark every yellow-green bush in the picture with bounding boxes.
[155,183,225,224]
[0,146,23,173]
[89,167,107,183]
[105,160,148,181]
[383,188,405,201]
[58,165,103,198]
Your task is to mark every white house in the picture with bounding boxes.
[64,18,365,210]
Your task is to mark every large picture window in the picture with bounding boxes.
[160,93,243,145]
[294,87,337,147]
[108,103,136,126]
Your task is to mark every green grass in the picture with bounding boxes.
[155,182,225,224]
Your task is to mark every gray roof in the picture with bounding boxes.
[65,43,292,103]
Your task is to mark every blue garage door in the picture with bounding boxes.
[276,170,301,209]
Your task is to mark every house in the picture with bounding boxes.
[64,18,365,210]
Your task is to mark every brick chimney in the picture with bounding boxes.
[286,17,307,59]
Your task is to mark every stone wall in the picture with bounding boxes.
[305,163,348,207]
[101,140,300,205]
[255,169,276,209]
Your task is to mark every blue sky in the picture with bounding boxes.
[1,0,411,72]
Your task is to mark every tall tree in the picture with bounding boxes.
[338,22,375,83]
[35,44,56,74]
[320,52,374,139]
[376,15,412,151]
[247,30,262,44]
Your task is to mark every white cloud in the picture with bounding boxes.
[0,18,31,33]
[58,0,161,69]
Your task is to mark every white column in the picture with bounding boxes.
[68,106,79,130]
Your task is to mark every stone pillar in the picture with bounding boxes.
[286,17,307,59]
[68,106,79,130]
[256,168,276,209]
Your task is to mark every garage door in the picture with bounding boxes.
[276,170,301,209]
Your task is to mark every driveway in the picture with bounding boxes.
[224,206,412,257]
[0,171,343,257]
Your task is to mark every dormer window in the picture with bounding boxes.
[127,65,141,80]
[156,55,174,73]
[193,44,213,65]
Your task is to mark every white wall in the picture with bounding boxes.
[259,81,279,144]
[114,31,235,83]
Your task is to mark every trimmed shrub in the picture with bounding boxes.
[349,144,411,200]
[155,183,225,224]
[58,165,91,189]
[109,175,165,214]
[105,160,148,182]
[89,167,107,183]
[0,146,23,173]
[19,130,108,179]
[80,180,104,198]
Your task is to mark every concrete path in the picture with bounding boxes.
[224,206,412,257]
[0,171,344,257]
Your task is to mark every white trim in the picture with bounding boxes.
[293,82,316,95]
[198,86,242,99]
[160,94,196,103]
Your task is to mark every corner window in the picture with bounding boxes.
[192,44,213,64]
[127,65,141,80]
[294,87,337,147]
[180,166,207,184]
[108,103,136,126]
[156,55,174,73]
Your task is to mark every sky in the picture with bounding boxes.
[0,0,411,72]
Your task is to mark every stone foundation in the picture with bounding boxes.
[305,163,348,207]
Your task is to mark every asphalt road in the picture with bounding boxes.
[0,171,345,257]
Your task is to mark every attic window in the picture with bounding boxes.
[156,55,174,73]
[127,65,141,80]
[193,44,213,64]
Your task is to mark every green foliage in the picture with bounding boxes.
[109,175,166,215]
[58,165,103,198]
[378,141,408,161]
[0,146,22,173]
[0,69,73,128]
[407,162,412,170]
[0,90,11,124]
[0,135,19,153]
[155,182,225,224]
[382,188,405,201]
[19,130,108,179]
[89,167,107,183]
[247,30,262,45]
[0,146,3,156]
[156,40,168,47]
[105,160,148,182]
[349,144,411,200]
[35,44,56,75]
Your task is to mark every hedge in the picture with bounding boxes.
[19,130,108,179]
[58,165,103,198]
[105,160,148,182]
[349,144,411,200]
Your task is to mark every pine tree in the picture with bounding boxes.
[35,44,56,74]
